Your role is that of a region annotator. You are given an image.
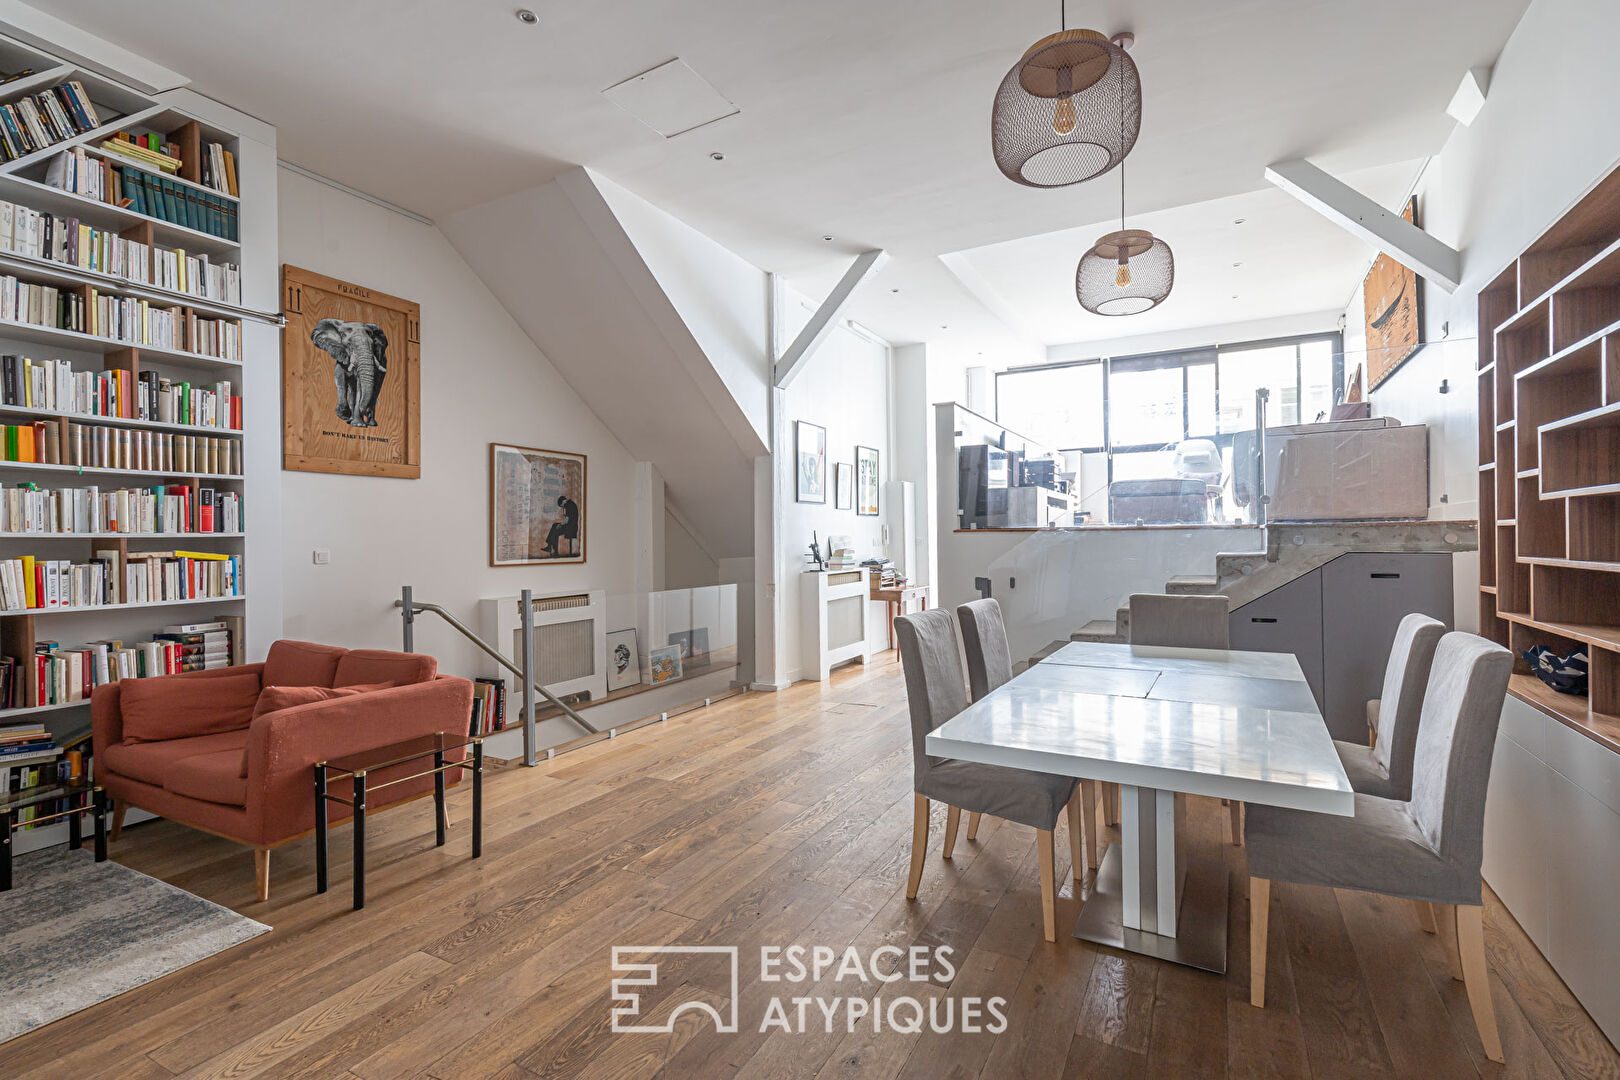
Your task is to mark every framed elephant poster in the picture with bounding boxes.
[281,265,421,478]
[490,442,587,565]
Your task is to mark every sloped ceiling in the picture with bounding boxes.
[441,168,765,560]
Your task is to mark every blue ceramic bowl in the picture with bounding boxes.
[1521,645,1588,696]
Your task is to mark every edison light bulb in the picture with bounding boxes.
[1052,96,1077,136]
[1116,258,1132,287]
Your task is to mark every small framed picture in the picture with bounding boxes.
[667,627,710,667]
[796,421,826,503]
[834,463,853,509]
[856,445,879,516]
[606,629,640,691]
[648,644,684,685]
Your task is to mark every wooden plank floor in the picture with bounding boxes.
[4,657,1617,1079]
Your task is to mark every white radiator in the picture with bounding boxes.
[482,590,608,702]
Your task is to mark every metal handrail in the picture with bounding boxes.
[395,586,597,766]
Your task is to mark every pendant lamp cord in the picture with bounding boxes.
[1059,0,1065,31]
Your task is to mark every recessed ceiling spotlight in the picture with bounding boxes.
[822,234,835,241]
[709,151,725,161]
[1233,218,1246,225]
[890,287,900,293]
[1232,261,1242,268]
[940,324,949,330]
[515,8,538,24]
[1231,294,1239,300]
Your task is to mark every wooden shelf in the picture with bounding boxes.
[1508,673,1620,755]
[1501,611,1620,654]
[0,403,239,437]
[0,594,245,617]
[1539,402,1620,496]
[1480,584,1498,594]
[1521,556,1620,574]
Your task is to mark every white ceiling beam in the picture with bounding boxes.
[1264,158,1462,293]
[774,249,889,388]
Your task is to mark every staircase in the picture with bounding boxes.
[1064,520,1478,647]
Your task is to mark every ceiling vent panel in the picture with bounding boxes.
[601,58,739,137]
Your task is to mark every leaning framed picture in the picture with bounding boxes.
[796,421,826,503]
[834,463,853,509]
[606,629,640,691]
[490,443,587,565]
[281,265,421,478]
[648,644,684,685]
[856,445,879,516]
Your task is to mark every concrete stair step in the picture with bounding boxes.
[1027,639,1070,668]
[1070,619,1124,644]
[1165,574,1219,594]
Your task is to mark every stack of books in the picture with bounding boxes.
[0,79,102,163]
[0,483,241,534]
[825,535,857,569]
[0,418,242,474]
[154,620,232,671]
[98,131,179,173]
[0,356,240,429]
[0,199,150,284]
[0,548,242,610]
[0,722,53,760]
[861,557,899,587]
[470,676,508,736]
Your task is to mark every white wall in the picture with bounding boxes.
[665,510,719,588]
[774,292,893,681]
[276,169,643,678]
[1339,0,1620,630]
[1046,309,1343,364]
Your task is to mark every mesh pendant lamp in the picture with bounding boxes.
[991,16,1140,188]
[1076,166,1174,315]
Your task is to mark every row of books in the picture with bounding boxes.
[0,484,242,535]
[198,141,239,198]
[0,420,243,475]
[469,676,509,736]
[0,622,237,710]
[0,719,52,756]
[105,161,239,243]
[0,277,243,359]
[1,200,147,281]
[0,80,102,164]
[0,356,240,429]
[5,185,243,306]
[0,550,243,611]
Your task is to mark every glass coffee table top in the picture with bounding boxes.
[323,732,474,776]
[1,777,96,814]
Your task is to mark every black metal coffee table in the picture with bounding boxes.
[314,733,482,910]
[1,779,107,890]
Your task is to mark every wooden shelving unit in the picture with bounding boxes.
[1479,163,1620,752]
[0,36,252,782]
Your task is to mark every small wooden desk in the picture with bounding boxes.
[871,582,929,651]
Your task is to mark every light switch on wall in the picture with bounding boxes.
[312,549,331,565]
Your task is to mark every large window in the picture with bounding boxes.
[995,332,1341,454]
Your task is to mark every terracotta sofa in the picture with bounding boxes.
[92,640,474,900]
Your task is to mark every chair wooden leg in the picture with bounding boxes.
[1079,779,1101,870]
[943,806,961,860]
[1249,876,1270,1007]
[253,848,270,903]
[1037,829,1057,942]
[966,811,982,841]
[1103,782,1120,826]
[109,799,127,842]
[906,795,929,900]
[1065,792,1084,886]
[1414,899,1438,933]
[1229,800,1243,846]
[1437,903,1465,981]
[1456,904,1504,1063]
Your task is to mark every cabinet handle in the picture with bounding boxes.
[1370,573,1400,579]
[1250,617,1278,623]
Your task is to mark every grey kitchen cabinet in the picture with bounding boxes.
[1228,566,1325,710]
[1320,553,1454,741]
[1228,552,1454,741]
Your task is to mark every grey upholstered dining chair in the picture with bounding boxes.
[1245,631,1513,1063]
[896,608,1082,941]
[1126,592,1239,842]
[1335,612,1446,801]
[958,598,1104,871]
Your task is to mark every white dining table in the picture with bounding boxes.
[925,640,1353,973]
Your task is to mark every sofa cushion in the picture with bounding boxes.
[333,650,436,688]
[120,670,262,742]
[263,640,348,688]
[102,729,250,788]
[164,748,249,806]
[240,683,398,776]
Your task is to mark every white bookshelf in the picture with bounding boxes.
[0,35,257,850]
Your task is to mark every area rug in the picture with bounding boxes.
[0,847,270,1043]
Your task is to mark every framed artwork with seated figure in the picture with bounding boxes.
[490,443,587,565]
